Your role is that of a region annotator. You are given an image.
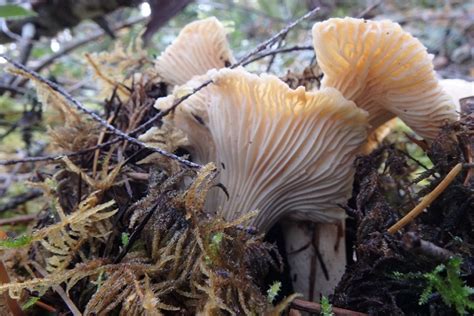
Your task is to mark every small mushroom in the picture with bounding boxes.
[155,17,234,86]
[312,17,458,142]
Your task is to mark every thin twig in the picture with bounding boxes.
[31,262,81,316]
[34,300,57,313]
[242,45,313,66]
[0,84,27,95]
[0,214,37,226]
[18,23,36,66]
[113,199,162,264]
[388,163,463,234]
[236,7,319,66]
[0,20,22,42]
[266,31,287,72]
[0,189,42,213]
[23,17,144,81]
[356,0,381,19]
[2,55,202,169]
[395,148,430,171]
[0,140,117,165]
[290,298,367,316]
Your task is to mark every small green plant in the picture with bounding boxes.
[267,281,281,303]
[0,235,32,249]
[209,232,223,256]
[420,257,474,314]
[22,296,40,311]
[320,296,334,316]
[393,257,474,315]
[0,4,36,19]
[204,232,224,265]
[121,232,130,247]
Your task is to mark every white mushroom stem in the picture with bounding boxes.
[282,220,346,301]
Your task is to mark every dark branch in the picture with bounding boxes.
[236,7,320,66]
[356,0,382,19]
[0,189,42,213]
[2,55,202,169]
[242,45,313,66]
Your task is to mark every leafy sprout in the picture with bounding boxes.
[320,295,334,316]
[267,281,281,303]
[394,257,474,315]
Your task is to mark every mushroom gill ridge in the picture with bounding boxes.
[196,68,369,231]
[312,17,458,141]
[155,17,235,86]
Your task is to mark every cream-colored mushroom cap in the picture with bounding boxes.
[155,17,234,86]
[312,17,458,140]
[361,118,398,154]
[174,68,369,231]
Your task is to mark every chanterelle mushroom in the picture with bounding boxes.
[167,67,368,231]
[155,17,234,86]
[208,69,368,230]
[312,17,458,141]
[160,68,368,299]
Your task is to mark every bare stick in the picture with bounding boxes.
[236,7,319,67]
[0,84,27,95]
[0,190,42,213]
[0,261,24,316]
[291,298,367,316]
[356,0,381,19]
[34,300,57,313]
[2,55,201,169]
[0,214,37,226]
[388,163,463,234]
[242,45,313,66]
[31,262,81,316]
[0,137,120,165]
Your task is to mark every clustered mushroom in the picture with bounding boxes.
[151,16,459,300]
[155,17,234,86]
[312,17,458,142]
